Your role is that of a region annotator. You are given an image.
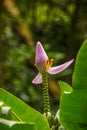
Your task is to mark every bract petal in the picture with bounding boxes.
[32,73,42,84]
[47,59,74,75]
[35,41,48,72]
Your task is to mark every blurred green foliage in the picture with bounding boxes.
[0,0,87,114]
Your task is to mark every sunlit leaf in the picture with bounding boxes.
[0,88,50,130]
[59,40,87,130]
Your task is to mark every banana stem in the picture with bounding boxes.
[42,72,50,113]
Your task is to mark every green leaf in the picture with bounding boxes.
[72,40,87,89]
[0,118,36,130]
[0,88,50,130]
[59,40,87,130]
[58,81,73,93]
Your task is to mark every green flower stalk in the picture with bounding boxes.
[42,72,50,113]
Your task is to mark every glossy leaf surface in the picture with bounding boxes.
[59,40,87,130]
[0,88,50,130]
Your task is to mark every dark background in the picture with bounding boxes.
[0,0,87,115]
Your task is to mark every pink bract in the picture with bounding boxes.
[32,41,74,84]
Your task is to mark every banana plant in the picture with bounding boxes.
[0,41,73,130]
[59,40,87,130]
